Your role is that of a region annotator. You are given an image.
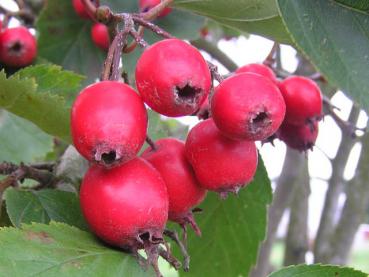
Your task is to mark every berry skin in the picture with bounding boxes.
[136,38,211,117]
[0,27,37,67]
[211,73,286,141]
[235,63,277,84]
[139,0,172,17]
[80,158,168,249]
[72,0,91,19]
[142,138,206,235]
[91,23,110,51]
[278,76,322,125]
[185,119,258,197]
[71,81,148,167]
[277,121,318,152]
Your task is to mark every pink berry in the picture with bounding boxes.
[136,39,211,117]
[211,73,286,141]
[185,119,258,197]
[91,23,110,51]
[235,63,277,84]
[139,0,172,17]
[71,81,148,167]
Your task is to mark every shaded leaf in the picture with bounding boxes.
[0,222,153,276]
[278,0,369,112]
[4,188,88,231]
[335,0,369,13]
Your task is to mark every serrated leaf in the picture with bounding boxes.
[37,1,105,84]
[277,0,369,112]
[0,110,53,163]
[177,158,272,277]
[174,0,291,43]
[268,264,368,277]
[15,64,84,106]
[335,0,369,13]
[0,222,153,276]
[4,188,88,231]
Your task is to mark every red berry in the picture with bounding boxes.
[142,138,206,235]
[136,39,211,117]
[139,0,172,17]
[235,63,277,84]
[71,81,148,167]
[91,23,110,51]
[72,0,91,19]
[185,119,258,197]
[277,121,318,152]
[195,96,210,120]
[80,158,168,248]
[0,27,37,67]
[211,73,286,141]
[278,76,322,125]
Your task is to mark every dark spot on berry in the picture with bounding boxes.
[175,84,202,106]
[139,231,150,241]
[249,109,271,134]
[101,150,117,165]
[8,41,23,56]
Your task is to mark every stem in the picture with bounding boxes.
[124,26,145,53]
[141,0,174,21]
[132,16,173,39]
[158,247,181,270]
[81,0,97,18]
[191,39,238,72]
[263,42,279,67]
[164,229,190,272]
[110,31,129,81]
[129,29,149,48]
[145,136,157,151]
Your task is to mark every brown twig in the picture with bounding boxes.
[158,247,181,270]
[164,229,190,272]
[145,136,157,151]
[140,0,174,21]
[263,42,279,67]
[132,16,173,39]
[207,62,224,83]
[124,26,145,53]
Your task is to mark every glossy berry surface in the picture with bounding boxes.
[142,138,206,234]
[0,27,37,67]
[72,0,91,19]
[235,63,277,84]
[91,23,110,51]
[185,119,258,196]
[136,39,211,117]
[211,73,286,141]
[71,81,148,167]
[277,121,319,152]
[139,0,172,17]
[80,158,168,248]
[278,76,322,125]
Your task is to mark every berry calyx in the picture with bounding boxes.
[91,23,110,51]
[211,73,286,141]
[0,27,37,67]
[235,63,277,84]
[277,121,319,152]
[139,0,172,17]
[185,119,258,197]
[136,38,211,117]
[71,81,148,167]
[278,76,322,125]
[80,158,168,264]
[142,138,206,235]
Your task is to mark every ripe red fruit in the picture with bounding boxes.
[71,81,148,167]
[195,96,210,120]
[139,0,172,17]
[211,73,286,141]
[0,27,37,67]
[235,63,277,84]
[136,38,211,117]
[91,23,110,51]
[185,119,258,197]
[80,158,168,249]
[277,121,319,152]
[278,76,322,125]
[72,0,92,19]
[142,138,206,235]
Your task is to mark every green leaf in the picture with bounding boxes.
[0,111,53,163]
[178,158,272,277]
[334,0,369,13]
[37,1,105,84]
[174,0,291,43]
[277,0,369,112]
[0,69,71,142]
[4,188,88,231]
[0,222,153,276]
[15,64,84,107]
[268,264,368,277]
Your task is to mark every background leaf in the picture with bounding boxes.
[177,158,272,277]
[4,188,88,231]
[268,264,368,277]
[0,222,153,277]
[0,111,53,163]
[277,0,369,112]
[334,0,369,13]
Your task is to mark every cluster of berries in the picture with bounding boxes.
[0,20,37,68]
[71,37,322,269]
[72,0,171,52]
